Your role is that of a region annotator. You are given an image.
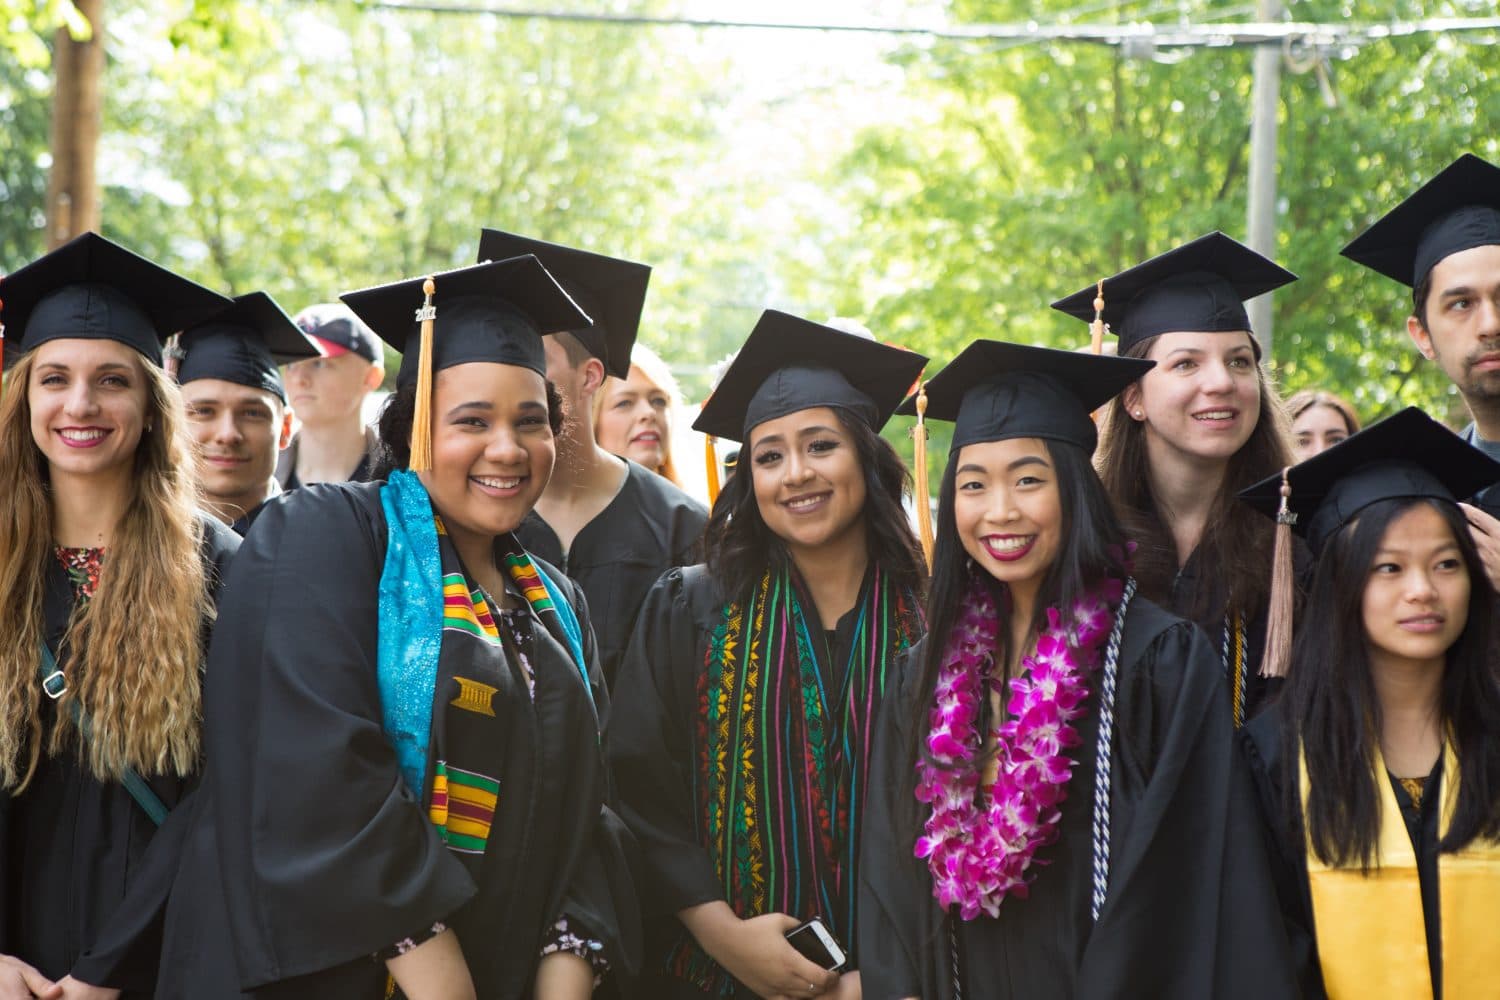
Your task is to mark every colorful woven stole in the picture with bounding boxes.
[668,564,922,993]
[377,470,592,799]
[1301,742,1500,998]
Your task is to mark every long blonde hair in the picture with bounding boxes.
[591,344,684,486]
[0,351,210,790]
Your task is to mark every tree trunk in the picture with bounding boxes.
[46,0,104,249]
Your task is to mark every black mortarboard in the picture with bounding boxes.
[293,302,383,362]
[0,231,230,368]
[1340,154,1500,288]
[692,310,927,444]
[476,229,650,379]
[339,255,591,385]
[176,292,323,403]
[1239,407,1500,556]
[1051,232,1296,356]
[897,340,1154,452]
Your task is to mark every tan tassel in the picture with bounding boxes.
[704,433,721,506]
[1089,279,1106,356]
[912,379,934,572]
[1261,466,1296,677]
[409,277,437,473]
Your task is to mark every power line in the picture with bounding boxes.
[348,2,1500,52]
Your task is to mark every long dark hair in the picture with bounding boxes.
[1284,497,1500,870]
[701,407,925,605]
[374,377,566,476]
[905,439,1131,798]
[1096,333,1292,625]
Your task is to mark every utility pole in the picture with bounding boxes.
[46,0,105,249]
[1245,0,1282,356]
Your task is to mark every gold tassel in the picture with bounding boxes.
[1261,467,1296,677]
[409,277,437,473]
[912,379,934,572]
[0,303,6,403]
[704,433,721,505]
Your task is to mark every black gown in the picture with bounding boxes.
[0,514,239,996]
[1161,537,1313,724]
[858,597,1298,1000]
[154,482,640,998]
[1241,706,1444,999]
[608,564,923,998]
[517,459,707,688]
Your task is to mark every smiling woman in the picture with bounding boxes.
[859,340,1298,1000]
[1057,231,1301,725]
[153,256,640,1000]
[0,232,239,1000]
[608,311,927,999]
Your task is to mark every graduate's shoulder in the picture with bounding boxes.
[194,509,242,571]
[623,459,709,523]
[1118,592,1221,691]
[639,562,729,630]
[236,480,389,561]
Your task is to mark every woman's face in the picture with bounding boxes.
[1361,503,1470,671]
[953,437,1063,612]
[28,337,152,481]
[1125,331,1262,465]
[1291,402,1351,461]
[748,406,867,558]
[418,362,555,542]
[595,365,671,471]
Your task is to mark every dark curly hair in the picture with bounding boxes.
[374,377,566,477]
[702,408,926,605]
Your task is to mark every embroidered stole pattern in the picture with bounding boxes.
[669,565,922,993]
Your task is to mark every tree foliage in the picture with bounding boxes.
[809,0,1500,431]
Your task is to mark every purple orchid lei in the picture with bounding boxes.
[914,571,1125,920]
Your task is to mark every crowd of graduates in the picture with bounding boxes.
[2,152,1499,1000]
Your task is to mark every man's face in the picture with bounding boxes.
[183,378,292,509]
[1408,243,1500,404]
[282,352,378,427]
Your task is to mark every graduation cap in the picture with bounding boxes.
[896,340,1153,453]
[339,255,591,471]
[476,229,650,379]
[176,292,323,403]
[691,310,928,445]
[1241,406,1500,555]
[1238,406,1500,677]
[1051,232,1296,356]
[1340,153,1500,288]
[0,231,230,370]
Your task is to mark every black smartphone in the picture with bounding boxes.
[784,917,848,972]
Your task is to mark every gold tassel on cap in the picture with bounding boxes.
[1261,466,1296,678]
[409,277,437,473]
[912,378,934,572]
[704,433,721,505]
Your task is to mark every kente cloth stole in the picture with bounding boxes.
[1301,742,1500,999]
[377,470,593,809]
[667,565,923,993]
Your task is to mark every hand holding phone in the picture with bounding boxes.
[784,918,847,973]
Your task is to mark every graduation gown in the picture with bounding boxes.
[517,459,707,687]
[1161,537,1313,724]
[0,514,239,996]
[608,564,921,998]
[155,482,639,998]
[1242,707,1448,999]
[858,597,1299,1000]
